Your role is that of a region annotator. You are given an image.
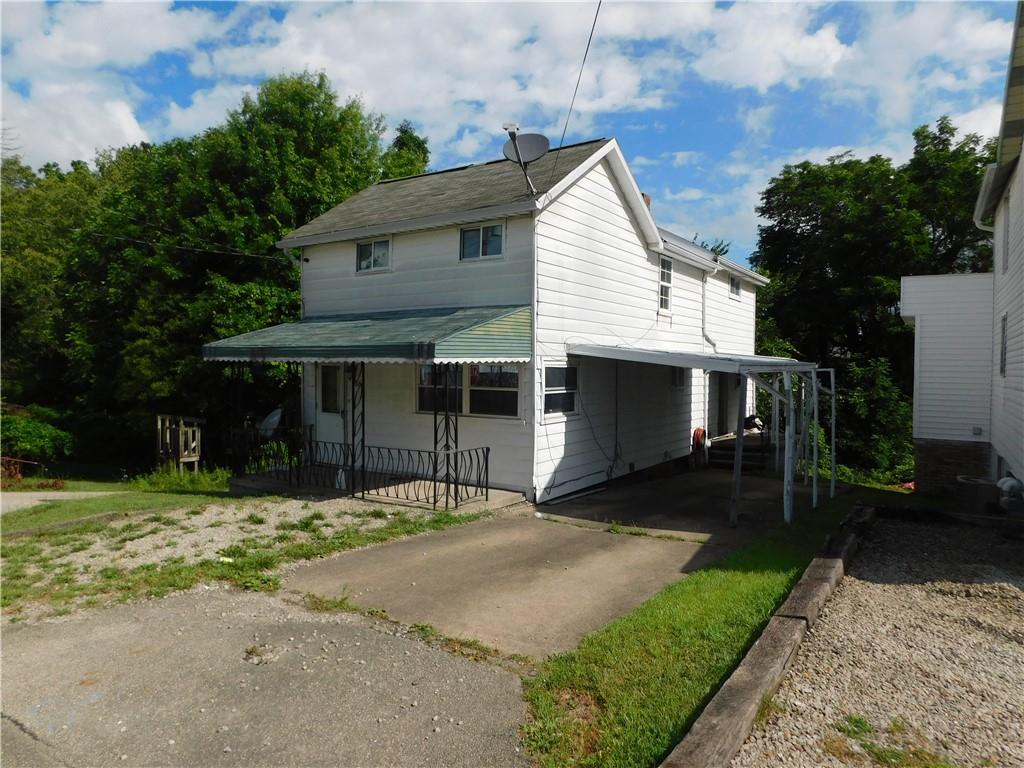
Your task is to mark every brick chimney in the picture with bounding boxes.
[641,192,652,209]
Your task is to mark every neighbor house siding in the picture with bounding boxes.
[991,162,1024,478]
[900,273,994,443]
[531,159,708,501]
[300,215,533,316]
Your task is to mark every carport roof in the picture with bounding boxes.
[566,344,817,374]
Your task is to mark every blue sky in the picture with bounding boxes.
[1,1,1016,260]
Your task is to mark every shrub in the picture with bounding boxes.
[129,466,231,494]
[0,413,73,462]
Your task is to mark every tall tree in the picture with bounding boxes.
[752,118,995,473]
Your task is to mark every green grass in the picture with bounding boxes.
[831,714,960,767]
[522,487,921,768]
[836,714,875,738]
[1,492,229,535]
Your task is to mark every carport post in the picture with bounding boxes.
[812,370,820,509]
[772,374,780,471]
[830,368,837,499]
[729,373,748,527]
[783,371,795,524]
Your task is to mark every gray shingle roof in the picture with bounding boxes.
[281,138,610,246]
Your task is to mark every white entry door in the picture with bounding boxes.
[315,365,347,445]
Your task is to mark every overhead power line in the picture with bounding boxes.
[547,0,602,189]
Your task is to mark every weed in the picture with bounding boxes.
[245,513,266,525]
[889,717,910,735]
[606,521,622,534]
[821,733,861,762]
[754,694,785,728]
[303,593,356,613]
[410,623,439,641]
[836,714,875,739]
[367,509,388,519]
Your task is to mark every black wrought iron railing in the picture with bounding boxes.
[226,428,489,509]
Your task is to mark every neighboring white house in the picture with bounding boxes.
[205,137,812,505]
[901,4,1023,492]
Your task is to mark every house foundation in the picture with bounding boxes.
[913,438,991,496]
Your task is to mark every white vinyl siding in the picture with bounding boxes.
[532,159,714,501]
[301,215,532,315]
[900,273,994,443]
[991,162,1024,477]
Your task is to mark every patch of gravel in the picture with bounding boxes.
[62,496,413,571]
[733,518,1024,768]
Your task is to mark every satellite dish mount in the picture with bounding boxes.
[502,123,549,197]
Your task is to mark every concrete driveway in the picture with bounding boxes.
[285,511,720,659]
[1,491,123,515]
[2,588,527,768]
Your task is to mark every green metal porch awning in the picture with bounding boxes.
[202,305,532,364]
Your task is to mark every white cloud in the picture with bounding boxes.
[664,186,705,202]
[741,105,775,138]
[949,99,1003,139]
[669,150,701,167]
[161,82,258,137]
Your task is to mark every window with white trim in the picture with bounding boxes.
[416,365,462,412]
[460,223,503,260]
[544,363,578,416]
[1000,313,1008,377]
[659,257,672,311]
[356,238,390,272]
[468,365,519,417]
[729,276,742,298]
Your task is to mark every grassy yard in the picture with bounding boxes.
[522,486,936,768]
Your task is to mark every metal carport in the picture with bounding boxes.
[566,344,838,525]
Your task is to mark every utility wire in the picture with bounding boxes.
[546,0,602,190]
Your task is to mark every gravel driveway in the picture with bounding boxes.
[733,516,1024,768]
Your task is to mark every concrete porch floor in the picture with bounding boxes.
[284,469,826,658]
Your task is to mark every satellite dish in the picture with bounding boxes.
[502,133,550,165]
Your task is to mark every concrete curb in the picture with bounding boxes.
[660,505,876,768]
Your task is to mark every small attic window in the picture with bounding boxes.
[729,276,741,299]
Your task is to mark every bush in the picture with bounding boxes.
[129,466,231,494]
[0,413,74,462]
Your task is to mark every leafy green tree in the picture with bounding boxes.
[1,71,429,464]
[752,117,994,472]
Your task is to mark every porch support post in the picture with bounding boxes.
[812,370,820,508]
[783,371,796,524]
[729,373,748,527]
[772,374,780,472]
[801,376,811,484]
[432,363,459,510]
[830,368,837,499]
[349,362,365,499]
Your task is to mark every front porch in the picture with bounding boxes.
[203,305,534,511]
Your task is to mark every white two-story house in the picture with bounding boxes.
[205,137,814,507]
[901,4,1023,493]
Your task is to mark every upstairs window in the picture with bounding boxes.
[468,365,519,417]
[729,276,742,299]
[544,363,579,416]
[659,258,672,311]
[357,239,390,272]
[460,223,503,260]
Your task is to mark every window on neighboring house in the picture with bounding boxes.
[544,363,579,416]
[1000,313,1008,377]
[729,276,742,298]
[321,365,341,413]
[460,223,503,260]
[1003,193,1011,274]
[468,365,519,417]
[659,258,672,311]
[357,238,390,272]
[670,367,688,391]
[416,365,462,413]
